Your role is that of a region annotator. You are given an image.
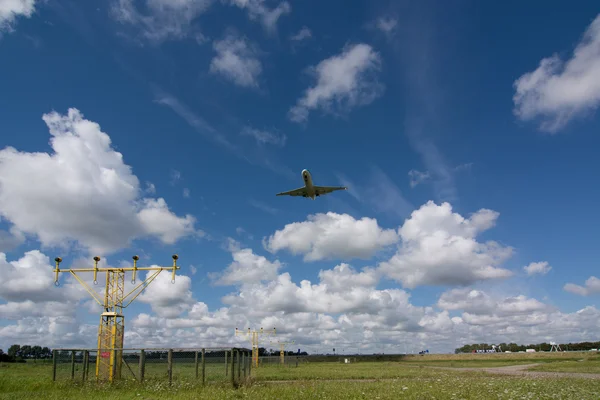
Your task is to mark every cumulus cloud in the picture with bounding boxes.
[0,0,35,35]
[1,247,599,354]
[225,0,290,33]
[0,316,97,349]
[564,276,600,296]
[0,108,199,255]
[0,250,81,304]
[378,201,513,288]
[110,0,213,43]
[210,33,262,88]
[119,271,600,353]
[263,212,399,261]
[513,14,600,132]
[438,288,553,317]
[288,43,384,123]
[524,261,552,276]
[211,239,282,285]
[137,270,196,318]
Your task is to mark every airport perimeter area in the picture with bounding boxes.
[1,351,600,399]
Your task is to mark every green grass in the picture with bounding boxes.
[1,358,600,399]
[528,359,600,374]
[400,360,540,368]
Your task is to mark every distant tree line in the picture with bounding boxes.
[1,344,53,362]
[1,344,310,363]
[455,341,600,353]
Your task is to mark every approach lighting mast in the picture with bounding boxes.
[271,340,295,365]
[53,254,180,382]
[235,327,276,368]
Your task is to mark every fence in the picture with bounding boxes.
[257,355,304,367]
[52,347,252,387]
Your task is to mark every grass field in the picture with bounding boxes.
[1,352,599,399]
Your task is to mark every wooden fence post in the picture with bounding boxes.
[242,351,246,379]
[52,350,57,382]
[139,350,145,383]
[230,349,235,387]
[201,349,206,386]
[82,351,89,381]
[248,350,252,376]
[70,350,75,380]
[167,349,173,385]
[237,350,241,381]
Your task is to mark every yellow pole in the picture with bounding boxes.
[53,254,181,382]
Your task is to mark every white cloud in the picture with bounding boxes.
[378,201,513,288]
[210,33,262,88]
[290,26,311,42]
[0,108,199,255]
[438,288,553,317]
[183,188,190,198]
[513,14,600,132]
[110,0,213,43]
[137,198,197,244]
[317,263,379,293]
[211,240,282,285]
[225,0,290,33]
[564,276,600,296]
[524,261,552,276]
[1,247,599,354]
[241,126,286,146]
[0,0,35,35]
[263,212,399,261]
[0,250,81,303]
[137,270,196,318]
[288,43,384,123]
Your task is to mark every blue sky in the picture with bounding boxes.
[0,0,599,353]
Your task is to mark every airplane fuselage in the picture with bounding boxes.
[276,168,347,198]
[302,169,317,200]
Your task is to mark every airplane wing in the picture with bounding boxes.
[276,187,308,197]
[314,185,348,196]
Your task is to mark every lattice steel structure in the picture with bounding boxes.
[53,254,180,382]
[235,327,276,368]
[272,340,295,365]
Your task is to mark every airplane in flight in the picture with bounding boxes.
[276,169,348,200]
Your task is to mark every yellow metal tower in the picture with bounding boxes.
[53,254,180,382]
[235,327,276,368]
[275,340,295,365]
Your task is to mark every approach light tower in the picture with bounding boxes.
[53,254,180,382]
[271,340,295,365]
[235,327,276,368]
